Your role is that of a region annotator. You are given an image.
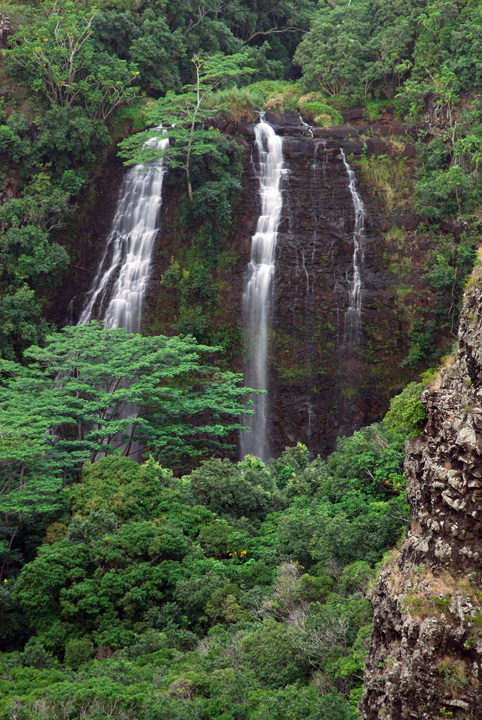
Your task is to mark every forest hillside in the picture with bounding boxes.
[1,0,482,718]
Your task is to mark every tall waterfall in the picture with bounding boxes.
[341,150,366,341]
[79,130,168,332]
[241,119,284,462]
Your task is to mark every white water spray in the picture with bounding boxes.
[241,119,284,462]
[79,130,168,332]
[341,149,366,341]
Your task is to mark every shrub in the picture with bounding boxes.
[186,458,274,525]
[23,639,55,669]
[255,81,303,111]
[414,165,476,219]
[383,382,427,438]
[208,86,264,121]
[64,638,94,669]
[298,96,343,125]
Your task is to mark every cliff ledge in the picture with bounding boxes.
[361,256,482,719]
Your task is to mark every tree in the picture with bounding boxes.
[383,382,427,438]
[186,457,275,524]
[0,322,254,526]
[119,53,255,201]
[293,2,371,99]
[4,0,139,120]
[0,170,82,362]
[12,454,221,648]
[227,0,315,45]
[0,286,50,362]
[414,164,474,219]
[15,510,192,651]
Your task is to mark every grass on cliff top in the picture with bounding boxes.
[209,81,342,125]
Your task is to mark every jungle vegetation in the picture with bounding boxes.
[1,0,482,717]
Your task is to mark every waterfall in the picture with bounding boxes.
[77,129,168,460]
[240,119,284,462]
[341,150,366,341]
[78,129,168,332]
[298,114,314,137]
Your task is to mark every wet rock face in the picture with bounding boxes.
[50,113,430,458]
[267,123,421,457]
[46,148,125,326]
[361,267,482,720]
[270,134,364,453]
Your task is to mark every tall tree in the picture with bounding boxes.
[119,53,255,201]
[0,322,255,570]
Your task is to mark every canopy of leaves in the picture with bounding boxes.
[0,391,419,718]
[4,1,139,120]
[0,321,254,519]
[0,377,428,716]
[294,0,428,102]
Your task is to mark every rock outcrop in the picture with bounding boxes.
[361,260,482,719]
[0,13,14,49]
[50,113,445,458]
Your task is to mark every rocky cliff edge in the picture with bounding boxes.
[361,254,482,719]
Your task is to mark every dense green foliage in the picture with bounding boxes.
[4,2,139,120]
[293,0,482,107]
[0,322,255,580]
[3,0,482,717]
[0,378,427,719]
[293,0,482,223]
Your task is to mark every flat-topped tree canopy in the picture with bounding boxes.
[0,321,256,517]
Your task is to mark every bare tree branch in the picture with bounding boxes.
[243,25,304,44]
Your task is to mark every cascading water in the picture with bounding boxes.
[298,114,314,137]
[77,129,168,460]
[79,129,168,332]
[240,118,284,462]
[341,149,366,341]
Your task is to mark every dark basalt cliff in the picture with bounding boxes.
[268,114,420,454]
[50,112,442,458]
[361,260,482,720]
[46,147,126,326]
[145,112,436,457]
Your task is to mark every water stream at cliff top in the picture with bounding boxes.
[79,129,168,332]
[341,149,366,342]
[241,118,284,462]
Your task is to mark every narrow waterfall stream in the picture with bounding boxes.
[241,119,284,462]
[77,130,168,460]
[79,130,168,331]
[341,149,366,341]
